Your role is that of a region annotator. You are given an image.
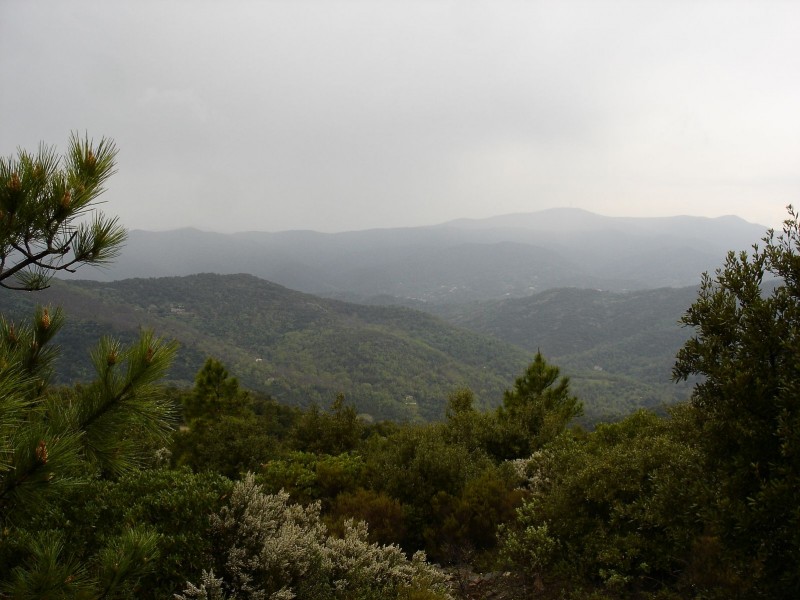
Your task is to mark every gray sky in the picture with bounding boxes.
[2,0,799,233]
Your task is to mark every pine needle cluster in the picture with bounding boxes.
[0,133,126,291]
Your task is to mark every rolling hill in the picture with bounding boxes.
[2,274,702,423]
[1,274,532,421]
[425,286,699,418]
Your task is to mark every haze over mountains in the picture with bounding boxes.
[82,208,768,303]
[8,208,767,422]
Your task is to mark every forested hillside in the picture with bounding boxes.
[1,274,533,421]
[2,274,700,423]
[427,286,699,417]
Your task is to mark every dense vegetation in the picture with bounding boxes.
[2,138,799,598]
[427,286,699,418]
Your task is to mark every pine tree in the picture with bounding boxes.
[0,136,177,597]
[494,352,582,459]
[182,357,250,421]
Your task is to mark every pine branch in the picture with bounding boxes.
[0,134,124,291]
[79,331,179,476]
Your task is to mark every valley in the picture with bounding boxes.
[4,272,698,423]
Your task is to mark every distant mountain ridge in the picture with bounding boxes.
[441,207,760,236]
[75,209,767,303]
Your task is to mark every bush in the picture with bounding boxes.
[501,408,706,595]
[179,474,453,600]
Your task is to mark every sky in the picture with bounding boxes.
[2,0,799,233]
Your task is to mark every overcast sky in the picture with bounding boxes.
[2,1,799,233]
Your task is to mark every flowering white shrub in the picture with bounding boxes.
[177,474,452,600]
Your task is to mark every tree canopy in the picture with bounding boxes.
[674,206,800,596]
[493,351,582,459]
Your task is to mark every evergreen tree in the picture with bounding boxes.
[494,351,582,459]
[0,136,178,597]
[674,206,800,596]
[172,359,275,478]
[0,309,178,598]
[182,357,251,421]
